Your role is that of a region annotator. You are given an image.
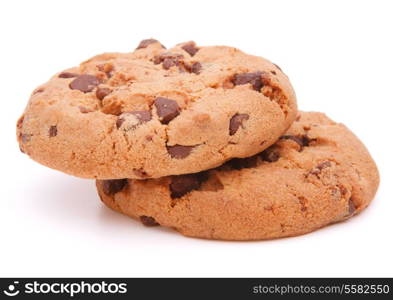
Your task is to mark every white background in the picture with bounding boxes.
[1,0,392,277]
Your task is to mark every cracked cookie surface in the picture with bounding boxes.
[17,39,297,179]
[96,112,379,240]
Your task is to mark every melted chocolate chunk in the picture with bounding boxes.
[162,58,176,69]
[58,72,79,78]
[260,146,280,162]
[136,39,165,49]
[96,87,112,100]
[116,119,125,129]
[140,216,160,226]
[49,125,57,137]
[153,52,184,70]
[348,198,356,215]
[302,135,314,147]
[190,62,202,74]
[181,41,199,56]
[229,113,249,135]
[170,172,208,198]
[154,97,180,124]
[116,110,152,129]
[280,135,304,147]
[309,161,332,176]
[280,135,315,151]
[232,72,264,91]
[102,179,128,196]
[69,74,100,93]
[227,156,258,170]
[167,145,194,159]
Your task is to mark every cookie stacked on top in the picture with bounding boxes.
[17,40,379,240]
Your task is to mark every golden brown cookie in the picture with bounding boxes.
[17,39,297,179]
[96,112,379,240]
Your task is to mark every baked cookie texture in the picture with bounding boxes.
[17,40,297,179]
[96,112,379,241]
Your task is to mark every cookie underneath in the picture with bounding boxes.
[96,112,379,240]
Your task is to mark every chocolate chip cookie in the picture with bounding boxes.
[17,39,297,179]
[96,112,379,240]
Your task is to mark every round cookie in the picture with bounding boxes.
[96,112,379,240]
[17,39,297,179]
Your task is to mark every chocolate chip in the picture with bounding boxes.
[227,156,258,170]
[153,53,184,70]
[116,118,125,128]
[181,41,199,56]
[229,113,249,135]
[232,72,264,91]
[140,216,160,226]
[279,135,304,148]
[154,97,180,124]
[302,135,314,147]
[280,135,315,151]
[130,110,152,122]
[96,87,112,100]
[69,74,101,93]
[190,62,202,74]
[260,146,280,162]
[167,145,194,159]
[298,196,307,212]
[153,55,162,64]
[102,179,128,196]
[170,173,207,198]
[136,39,165,49]
[58,72,79,78]
[348,198,356,215]
[177,61,202,74]
[309,161,332,175]
[49,125,57,137]
[153,52,183,64]
[162,58,176,70]
[116,110,152,129]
